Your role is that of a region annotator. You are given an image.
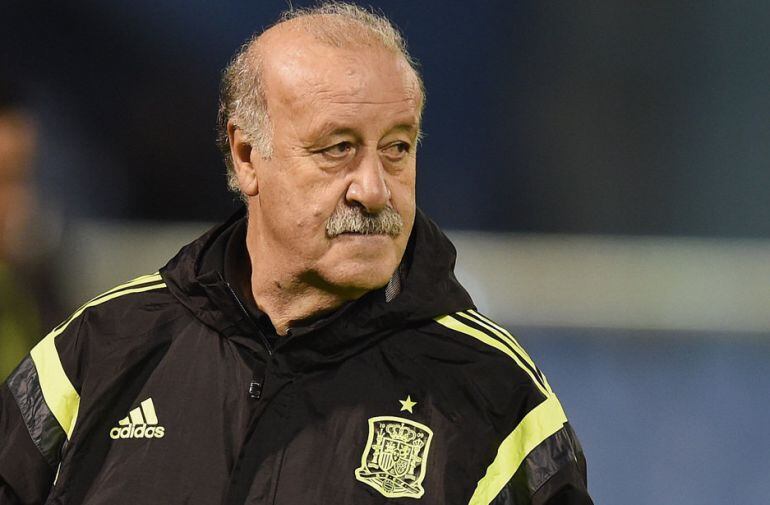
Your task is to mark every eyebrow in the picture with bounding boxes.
[310,121,420,142]
[315,125,358,139]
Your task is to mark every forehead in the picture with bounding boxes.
[259,33,422,132]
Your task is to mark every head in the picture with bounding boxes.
[218,3,425,299]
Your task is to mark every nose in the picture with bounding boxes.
[345,150,391,213]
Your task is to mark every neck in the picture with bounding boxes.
[249,268,363,336]
[245,225,367,337]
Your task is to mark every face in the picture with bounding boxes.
[237,36,421,298]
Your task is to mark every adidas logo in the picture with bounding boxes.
[109,398,166,440]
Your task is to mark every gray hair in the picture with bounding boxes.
[326,202,404,238]
[216,1,425,198]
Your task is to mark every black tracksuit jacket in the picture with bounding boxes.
[0,208,592,504]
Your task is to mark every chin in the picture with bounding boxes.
[335,265,395,294]
[319,250,401,297]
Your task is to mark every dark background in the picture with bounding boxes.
[2,0,768,236]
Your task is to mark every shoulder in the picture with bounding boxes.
[416,312,587,503]
[47,272,188,345]
[37,272,172,339]
[30,273,183,398]
[415,309,554,400]
[5,274,181,465]
[45,271,189,359]
[65,272,173,323]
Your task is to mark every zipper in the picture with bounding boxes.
[222,277,274,357]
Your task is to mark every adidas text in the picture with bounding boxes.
[110,397,166,440]
[109,425,165,439]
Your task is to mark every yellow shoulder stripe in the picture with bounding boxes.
[30,279,166,439]
[434,314,551,398]
[461,310,553,395]
[467,395,568,505]
[465,310,534,367]
[100,272,162,296]
[77,273,162,310]
[50,273,163,334]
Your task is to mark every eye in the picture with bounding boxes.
[381,142,411,161]
[321,141,355,159]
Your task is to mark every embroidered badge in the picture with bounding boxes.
[355,416,433,499]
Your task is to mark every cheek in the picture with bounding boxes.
[292,205,325,231]
[262,175,319,226]
[262,161,349,237]
[281,185,339,237]
[389,171,416,212]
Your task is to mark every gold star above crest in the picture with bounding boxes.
[399,395,417,414]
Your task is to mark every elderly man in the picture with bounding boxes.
[0,4,591,505]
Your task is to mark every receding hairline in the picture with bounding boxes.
[264,12,400,47]
[241,12,425,107]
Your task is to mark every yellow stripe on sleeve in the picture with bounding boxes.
[30,281,166,439]
[467,395,568,505]
[435,315,551,398]
[29,336,80,439]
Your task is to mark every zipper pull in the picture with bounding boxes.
[249,379,263,400]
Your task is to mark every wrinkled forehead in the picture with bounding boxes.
[257,28,423,118]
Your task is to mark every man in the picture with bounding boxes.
[0,4,591,504]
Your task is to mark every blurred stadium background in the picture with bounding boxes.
[1,1,769,503]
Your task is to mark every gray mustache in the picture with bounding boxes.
[326,205,404,238]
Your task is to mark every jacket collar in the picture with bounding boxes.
[160,206,474,368]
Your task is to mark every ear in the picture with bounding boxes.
[227,120,260,197]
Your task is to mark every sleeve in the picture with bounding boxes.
[525,423,592,505]
[0,382,56,505]
[0,315,84,505]
[433,311,593,504]
[472,394,593,505]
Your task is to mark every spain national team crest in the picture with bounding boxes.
[355,416,434,499]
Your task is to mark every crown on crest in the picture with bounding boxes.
[386,423,418,443]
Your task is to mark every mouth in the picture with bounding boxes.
[335,231,390,238]
[339,229,387,234]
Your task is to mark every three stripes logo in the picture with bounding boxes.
[109,398,166,440]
